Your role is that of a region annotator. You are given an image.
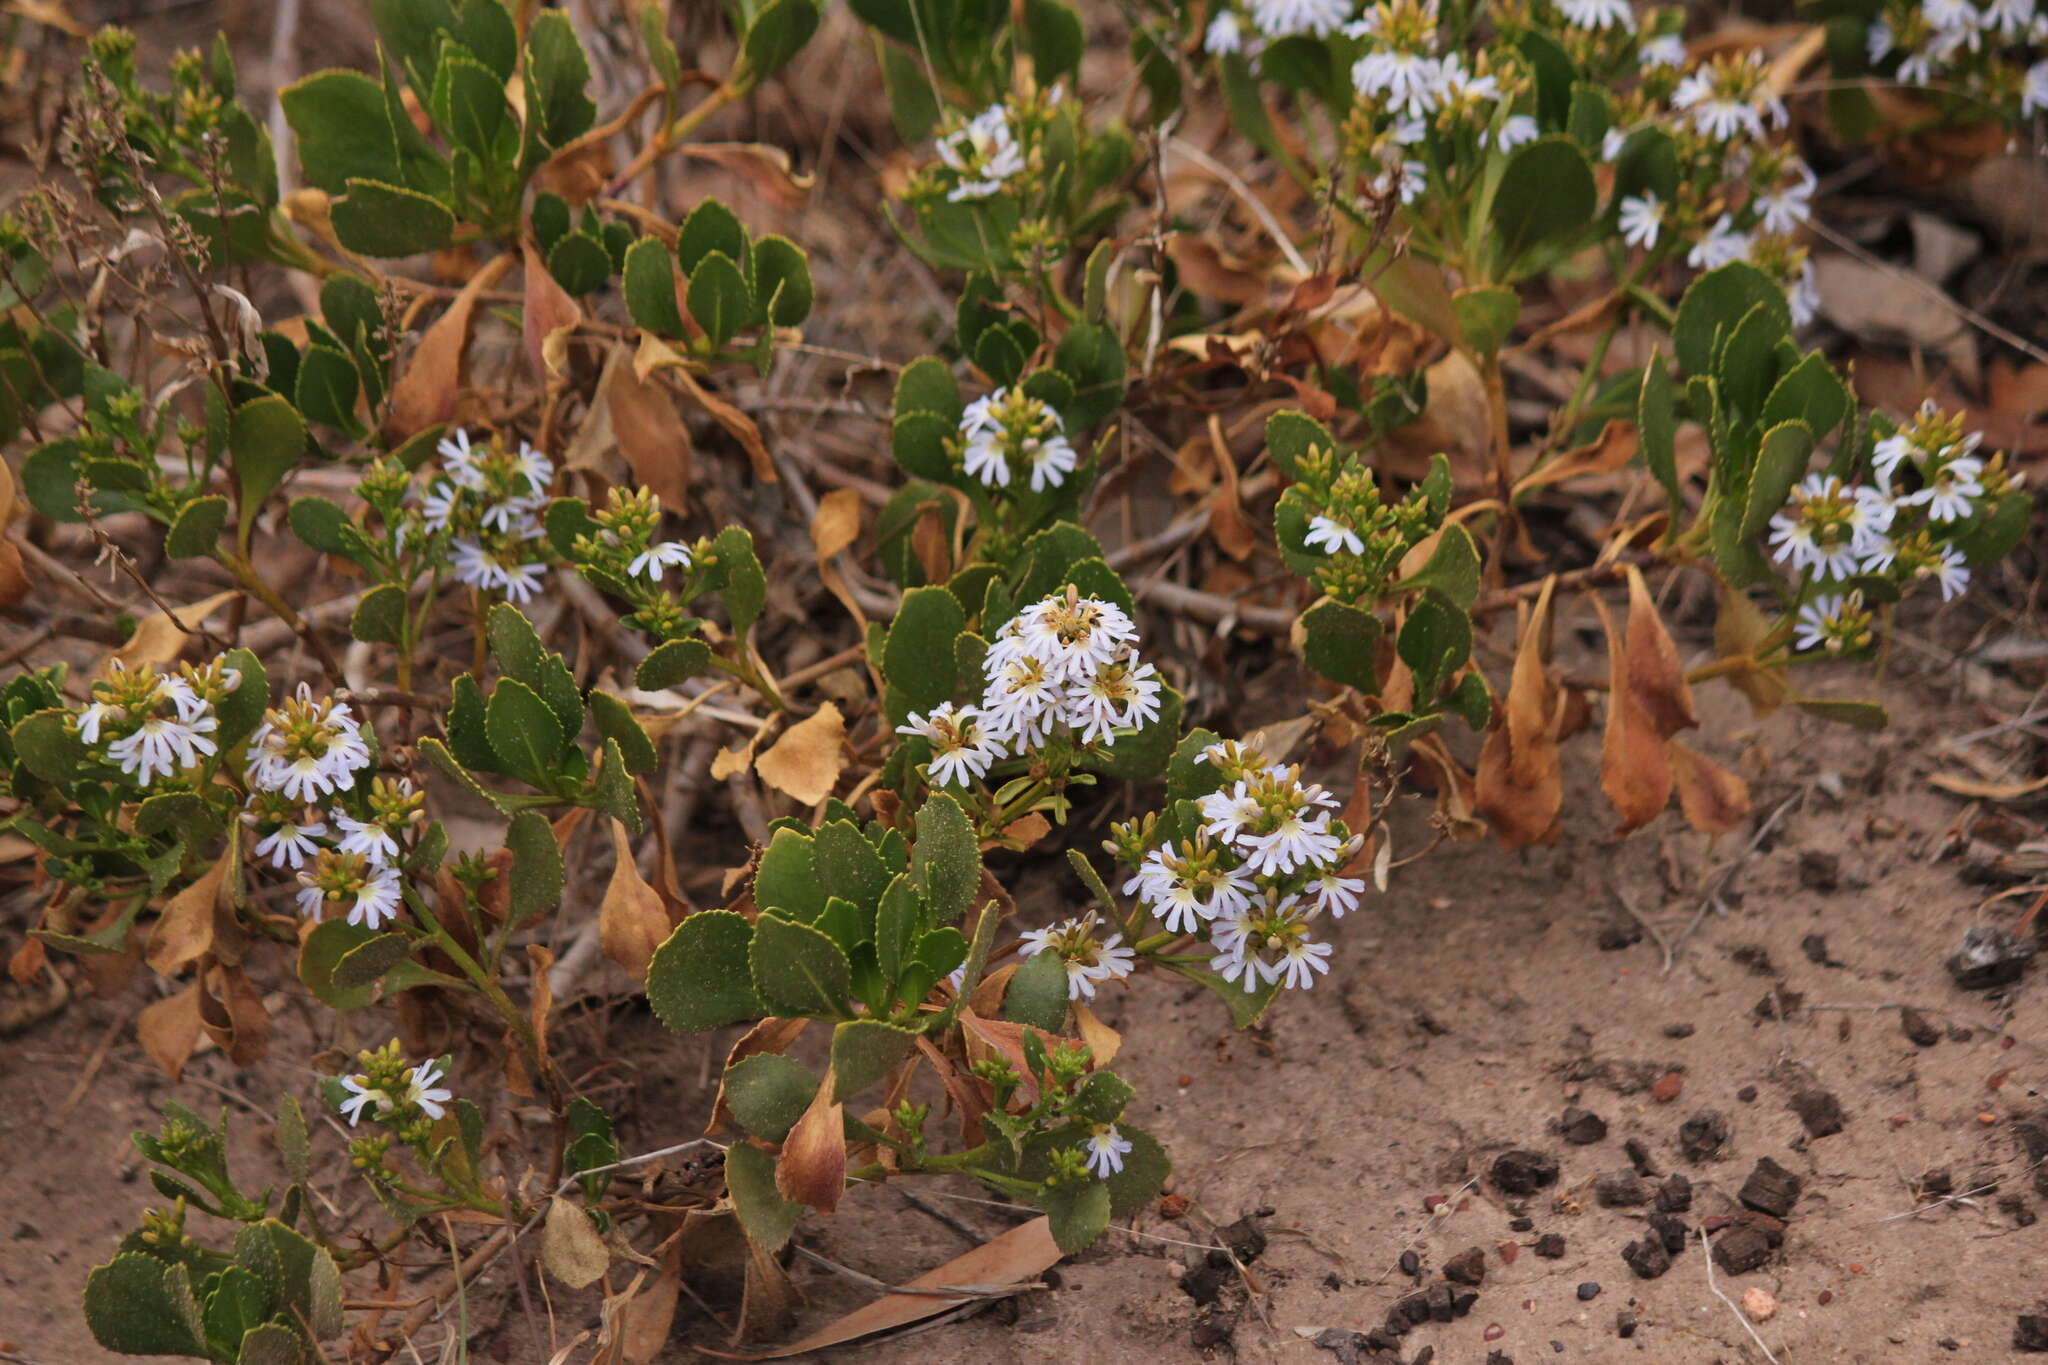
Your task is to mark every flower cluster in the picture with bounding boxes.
[896,590,1164,789]
[1019,915,1138,1000]
[956,388,1079,493]
[411,428,554,604]
[1774,402,2017,655]
[935,105,1028,201]
[1862,0,2048,118]
[1280,440,1440,602]
[334,1040,453,1129]
[1116,739,1374,995]
[74,657,238,787]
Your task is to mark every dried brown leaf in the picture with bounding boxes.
[542,1196,610,1288]
[600,819,669,982]
[146,836,235,976]
[605,347,694,514]
[776,1077,846,1212]
[754,702,845,807]
[1668,740,1751,836]
[106,589,239,678]
[1514,418,1639,495]
[383,253,514,442]
[680,142,816,209]
[1593,594,1672,834]
[137,982,204,1079]
[523,240,584,381]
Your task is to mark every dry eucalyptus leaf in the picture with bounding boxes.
[755,702,846,806]
[775,1078,846,1213]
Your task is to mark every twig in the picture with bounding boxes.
[1164,137,1311,277]
[789,1244,1046,1299]
[896,1187,985,1245]
[1698,1229,1781,1363]
[1136,579,1295,636]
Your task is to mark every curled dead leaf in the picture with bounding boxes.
[1668,740,1751,836]
[106,589,239,678]
[776,1078,846,1213]
[680,142,816,209]
[601,818,670,982]
[146,833,237,976]
[1515,419,1638,496]
[604,345,695,514]
[1475,580,1564,847]
[384,253,513,442]
[137,982,204,1079]
[523,239,584,381]
[1594,593,1672,835]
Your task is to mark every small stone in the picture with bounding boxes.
[1920,1169,1954,1198]
[1451,1287,1480,1318]
[1621,1235,1671,1279]
[1739,1158,1803,1219]
[2017,1312,2048,1352]
[1790,1087,1847,1138]
[1485,1353,1513,1365]
[1678,1109,1731,1162]
[1399,1250,1421,1277]
[1397,1293,1430,1325]
[1484,1323,1506,1341]
[1731,944,1775,975]
[1412,1349,1436,1365]
[1491,1149,1560,1195]
[1624,1137,1658,1176]
[1743,1286,1779,1322]
[1713,1227,1773,1274]
[1736,1085,1758,1103]
[1798,852,1840,892]
[1597,923,1643,951]
[1648,1212,1689,1256]
[1595,1171,1652,1207]
[1662,1022,1696,1039]
[1560,1107,1608,1145]
[1655,1174,1694,1212]
[1650,1071,1685,1103]
[1426,1282,1456,1323]
[1947,924,2034,990]
[1507,1216,1533,1233]
[1616,1310,1638,1339]
[1900,1007,1942,1047]
[1735,1210,1786,1247]
[1534,1233,1567,1259]
[1443,1247,1486,1285]
[1577,1282,1602,1301]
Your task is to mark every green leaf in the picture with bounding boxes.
[296,342,363,433]
[755,827,826,921]
[588,690,657,775]
[636,638,712,690]
[1453,284,1520,356]
[725,1142,803,1251]
[1760,351,1851,439]
[1955,490,2031,567]
[231,395,308,546]
[647,910,767,1031]
[234,1322,304,1365]
[1391,522,1481,607]
[287,495,375,566]
[590,736,641,833]
[873,872,921,985]
[431,50,513,161]
[331,932,414,990]
[890,410,954,482]
[1715,301,1787,421]
[83,1254,207,1356]
[1612,125,1680,204]
[714,526,768,635]
[1003,947,1070,1034]
[1042,1177,1111,1254]
[677,199,747,274]
[1740,421,1816,540]
[882,585,964,715]
[1674,262,1789,378]
[724,1053,818,1141]
[1022,0,1084,83]
[1265,409,1335,483]
[749,234,813,327]
[547,231,613,296]
[10,707,86,786]
[894,354,962,423]
[622,238,685,337]
[331,178,456,257]
[1397,591,1472,700]
[1299,598,1383,691]
[830,1018,920,1100]
[812,820,889,913]
[281,69,401,194]
[1101,1123,1169,1218]
[1489,137,1596,275]
[740,0,820,84]
[506,810,563,924]
[1637,350,1680,512]
[912,792,979,928]
[485,678,566,786]
[686,249,751,348]
[486,602,583,739]
[1050,320,1126,429]
[751,913,852,1018]
[350,582,408,644]
[1070,1068,1132,1124]
[165,495,229,559]
[522,9,598,161]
